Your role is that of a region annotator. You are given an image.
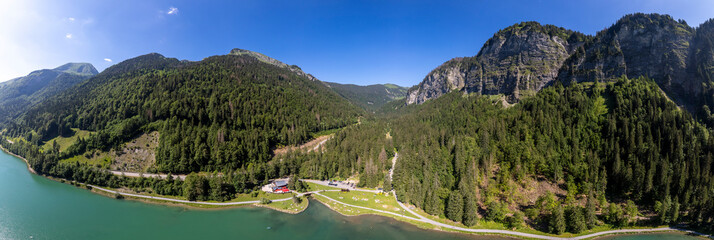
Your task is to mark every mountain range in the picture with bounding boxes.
[406,13,714,122]
[0,63,97,121]
[0,12,712,236]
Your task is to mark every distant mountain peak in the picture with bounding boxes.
[229,48,287,67]
[0,63,96,121]
[228,48,318,81]
[324,82,408,112]
[406,21,588,105]
[53,63,98,75]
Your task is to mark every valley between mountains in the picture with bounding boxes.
[1,12,713,239]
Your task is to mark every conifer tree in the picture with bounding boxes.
[550,205,566,234]
[446,191,464,222]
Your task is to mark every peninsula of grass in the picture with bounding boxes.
[320,190,418,219]
[257,197,309,214]
[311,193,439,230]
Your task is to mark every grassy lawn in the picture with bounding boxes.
[259,197,309,213]
[312,194,386,216]
[304,181,341,191]
[312,194,436,230]
[229,191,295,202]
[320,190,418,219]
[61,154,112,169]
[41,128,94,152]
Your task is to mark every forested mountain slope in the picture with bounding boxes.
[324,82,408,112]
[0,13,712,237]
[282,77,714,233]
[0,63,97,122]
[6,50,363,173]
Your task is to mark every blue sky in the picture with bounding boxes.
[1,0,713,87]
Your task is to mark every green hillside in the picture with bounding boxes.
[10,51,363,174]
[280,77,714,233]
[324,82,408,112]
[0,63,97,122]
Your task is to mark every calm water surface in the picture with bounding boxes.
[0,150,702,240]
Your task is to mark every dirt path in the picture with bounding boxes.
[273,134,333,155]
[388,152,398,182]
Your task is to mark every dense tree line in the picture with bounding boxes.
[387,77,712,231]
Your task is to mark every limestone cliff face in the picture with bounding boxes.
[558,13,696,103]
[407,22,588,104]
[407,13,714,112]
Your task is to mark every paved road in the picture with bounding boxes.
[302,179,380,193]
[90,185,317,206]
[110,171,187,180]
[574,227,712,239]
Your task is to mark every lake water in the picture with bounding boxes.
[0,150,703,240]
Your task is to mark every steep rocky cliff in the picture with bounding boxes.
[406,13,714,114]
[689,19,714,122]
[558,13,696,103]
[406,22,589,104]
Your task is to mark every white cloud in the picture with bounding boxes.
[103,58,112,62]
[68,17,74,22]
[65,33,72,39]
[167,7,178,15]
